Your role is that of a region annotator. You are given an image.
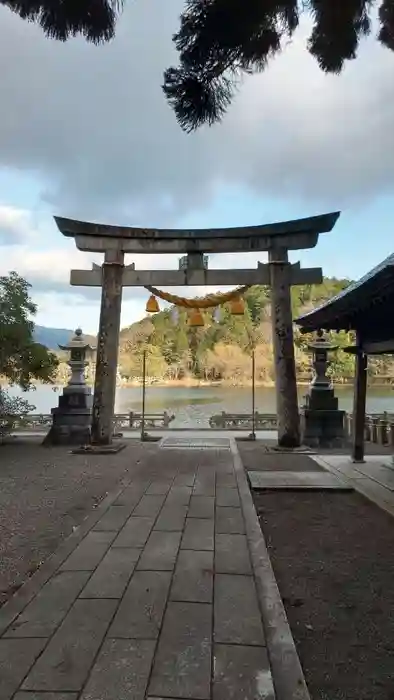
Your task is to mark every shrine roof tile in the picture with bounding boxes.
[296,253,394,332]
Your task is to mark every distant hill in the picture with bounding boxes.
[116,277,359,384]
[34,325,96,350]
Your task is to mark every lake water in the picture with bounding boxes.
[6,384,394,429]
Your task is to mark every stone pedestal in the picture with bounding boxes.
[43,329,95,446]
[44,387,93,446]
[301,389,346,448]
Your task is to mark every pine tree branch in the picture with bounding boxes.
[163,0,393,131]
[2,0,394,131]
[1,0,124,42]
[379,0,394,49]
[163,0,296,131]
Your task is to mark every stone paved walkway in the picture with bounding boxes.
[0,438,306,700]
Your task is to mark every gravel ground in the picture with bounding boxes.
[254,490,394,700]
[0,437,158,606]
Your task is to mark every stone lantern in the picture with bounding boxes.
[300,330,346,447]
[43,328,95,446]
[308,329,338,390]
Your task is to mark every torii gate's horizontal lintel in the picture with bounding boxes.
[74,232,320,255]
[55,211,340,253]
[70,265,323,288]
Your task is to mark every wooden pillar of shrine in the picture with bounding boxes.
[91,250,124,445]
[269,248,300,448]
[351,339,368,463]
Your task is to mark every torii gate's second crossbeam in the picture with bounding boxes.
[55,212,340,447]
[70,260,322,288]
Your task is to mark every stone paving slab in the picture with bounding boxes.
[148,601,212,699]
[0,440,307,700]
[59,531,116,571]
[248,470,353,491]
[22,599,117,692]
[181,517,214,550]
[112,516,155,547]
[354,462,394,491]
[93,504,133,531]
[193,473,216,496]
[216,487,241,507]
[213,644,274,700]
[166,485,193,505]
[216,506,245,534]
[14,693,78,700]
[154,504,189,531]
[159,437,231,450]
[132,494,167,517]
[146,482,173,495]
[137,531,182,571]
[0,638,47,700]
[79,548,140,599]
[214,574,265,645]
[170,549,214,603]
[216,472,237,488]
[173,473,196,487]
[112,483,149,506]
[80,638,156,700]
[188,495,215,518]
[109,570,171,639]
[4,571,91,637]
[215,533,252,575]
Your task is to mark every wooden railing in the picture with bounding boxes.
[129,412,175,429]
[4,411,394,442]
[345,412,394,448]
[2,411,175,434]
[5,411,277,433]
[209,412,277,430]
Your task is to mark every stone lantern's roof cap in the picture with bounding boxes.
[307,330,338,351]
[58,328,95,352]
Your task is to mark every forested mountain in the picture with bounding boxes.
[34,326,96,350]
[116,278,381,384]
[48,278,394,385]
[33,326,73,349]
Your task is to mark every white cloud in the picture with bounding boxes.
[1,2,394,330]
[0,205,39,244]
[0,3,393,225]
[33,291,150,335]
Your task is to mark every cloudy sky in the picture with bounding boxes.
[0,1,394,334]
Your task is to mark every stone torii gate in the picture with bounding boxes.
[55,212,340,447]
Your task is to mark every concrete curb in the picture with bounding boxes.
[0,474,135,636]
[231,438,311,700]
[313,454,394,519]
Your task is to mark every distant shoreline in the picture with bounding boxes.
[4,377,394,391]
[119,378,277,388]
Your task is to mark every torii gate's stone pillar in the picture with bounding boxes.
[269,248,300,448]
[91,250,124,445]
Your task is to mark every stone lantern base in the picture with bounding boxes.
[300,388,347,449]
[43,387,92,446]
